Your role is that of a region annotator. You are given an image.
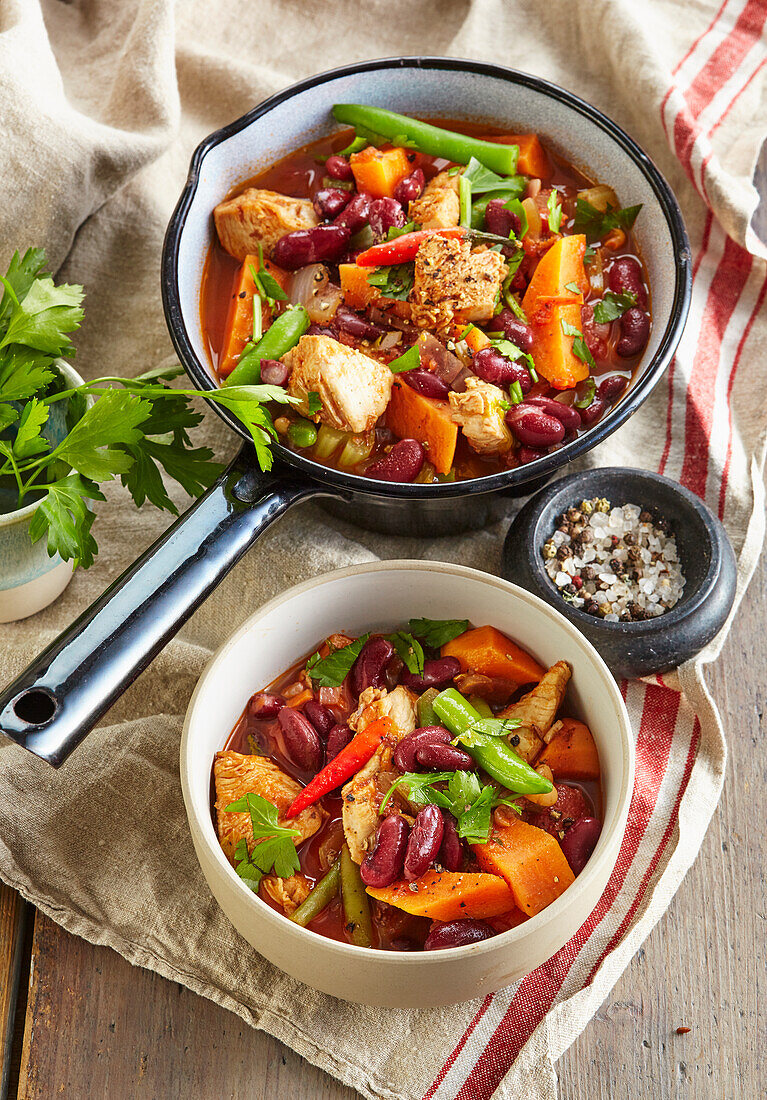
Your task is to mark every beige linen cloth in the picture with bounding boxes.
[1,2,766,1098]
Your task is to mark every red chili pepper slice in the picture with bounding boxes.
[355,227,468,267]
[286,716,393,818]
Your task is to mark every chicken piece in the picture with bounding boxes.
[498,661,571,738]
[410,235,507,332]
[261,872,311,915]
[507,725,544,765]
[454,671,518,704]
[214,188,318,261]
[214,751,324,864]
[342,686,418,863]
[449,377,514,455]
[408,170,460,229]
[284,334,393,433]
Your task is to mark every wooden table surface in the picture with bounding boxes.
[1,547,763,1099]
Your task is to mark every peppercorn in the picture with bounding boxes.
[585,600,599,615]
[580,499,595,515]
[611,535,620,547]
[610,557,626,575]
[628,546,641,562]
[571,575,583,589]
[621,609,634,622]
[596,498,611,513]
[582,565,596,580]
[623,531,636,545]
[556,545,571,561]
[564,583,577,596]
[639,510,652,523]
[543,540,557,559]
[580,528,594,544]
[567,507,582,523]
[656,517,670,534]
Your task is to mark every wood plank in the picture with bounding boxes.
[17,909,359,1100]
[15,548,766,1099]
[0,885,27,1100]
[556,544,766,1098]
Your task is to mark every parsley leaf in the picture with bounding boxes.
[593,289,637,323]
[462,157,523,195]
[564,281,581,294]
[12,398,50,460]
[307,391,322,415]
[560,319,597,370]
[388,342,420,374]
[225,793,301,880]
[458,716,521,747]
[573,198,642,241]
[0,248,47,325]
[408,617,469,647]
[366,263,414,301]
[0,276,84,356]
[51,389,150,480]
[547,190,563,233]
[0,345,56,402]
[28,473,105,569]
[306,633,370,686]
[386,221,417,241]
[387,631,425,675]
[380,768,522,844]
[379,772,453,813]
[233,838,262,892]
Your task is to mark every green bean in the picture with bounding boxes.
[332,105,518,175]
[340,844,373,947]
[290,858,340,927]
[432,688,553,795]
[459,174,472,228]
[287,417,318,449]
[468,695,493,718]
[224,305,309,387]
[416,687,440,728]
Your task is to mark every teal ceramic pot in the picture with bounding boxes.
[0,361,88,623]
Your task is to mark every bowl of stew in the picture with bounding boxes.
[181,561,634,1006]
[163,57,691,536]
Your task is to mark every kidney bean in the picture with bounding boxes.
[505,406,565,447]
[416,741,474,770]
[484,198,521,239]
[368,197,406,239]
[560,817,602,875]
[303,700,335,739]
[438,813,463,872]
[272,225,350,269]
[334,304,384,341]
[333,193,372,232]
[580,397,607,426]
[278,707,323,772]
[366,439,425,482]
[472,347,532,391]
[515,445,547,465]
[313,187,352,220]
[326,723,353,761]
[306,323,336,337]
[350,636,396,696]
[247,692,285,720]
[404,804,444,881]
[325,154,354,181]
[394,167,425,205]
[392,727,452,771]
[608,255,648,309]
[493,309,534,352]
[525,396,582,431]
[598,374,629,401]
[401,656,461,691]
[581,302,610,362]
[359,814,409,887]
[259,359,290,386]
[424,919,496,951]
[402,368,450,399]
[516,445,547,465]
[617,307,650,358]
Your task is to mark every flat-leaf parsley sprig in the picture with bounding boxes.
[0,248,298,569]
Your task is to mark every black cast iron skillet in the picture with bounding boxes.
[0,58,691,765]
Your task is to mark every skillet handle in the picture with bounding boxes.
[0,446,329,766]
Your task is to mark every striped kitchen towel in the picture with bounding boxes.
[0,2,764,1099]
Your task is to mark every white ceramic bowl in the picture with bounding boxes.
[181,561,634,1007]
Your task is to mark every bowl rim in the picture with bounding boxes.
[161,55,692,501]
[508,466,729,634]
[181,559,635,963]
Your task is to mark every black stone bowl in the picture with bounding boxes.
[502,467,737,679]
